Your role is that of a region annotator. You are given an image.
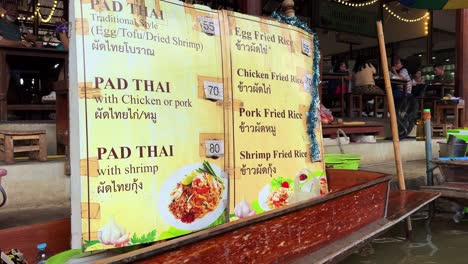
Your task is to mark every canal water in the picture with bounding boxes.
[343,214,468,264]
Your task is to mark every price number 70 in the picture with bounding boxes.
[203,81,224,101]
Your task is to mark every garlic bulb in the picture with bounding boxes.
[234,198,255,218]
[97,218,129,247]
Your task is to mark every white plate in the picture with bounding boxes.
[258,184,271,212]
[158,162,228,231]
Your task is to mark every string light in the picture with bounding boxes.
[383,4,430,22]
[35,0,58,23]
[335,0,379,7]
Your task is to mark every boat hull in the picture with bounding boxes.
[102,169,391,263]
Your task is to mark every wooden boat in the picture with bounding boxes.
[420,158,468,206]
[94,169,438,264]
[0,169,438,263]
[0,219,71,261]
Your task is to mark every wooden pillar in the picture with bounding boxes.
[63,0,69,23]
[456,9,468,120]
[238,0,262,16]
[282,0,295,17]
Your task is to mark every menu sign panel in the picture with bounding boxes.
[73,0,324,251]
[75,1,227,251]
[226,13,326,219]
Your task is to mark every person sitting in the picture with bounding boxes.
[352,56,384,117]
[352,55,383,95]
[432,64,454,84]
[411,70,426,97]
[412,70,425,85]
[0,1,35,47]
[390,56,412,97]
[328,60,349,96]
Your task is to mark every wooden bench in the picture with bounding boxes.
[0,130,47,164]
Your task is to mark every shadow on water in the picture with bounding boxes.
[343,214,468,264]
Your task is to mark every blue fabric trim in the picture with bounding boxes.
[271,12,321,161]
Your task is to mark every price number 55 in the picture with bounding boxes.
[301,39,311,57]
[198,16,219,35]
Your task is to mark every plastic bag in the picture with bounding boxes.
[320,104,334,125]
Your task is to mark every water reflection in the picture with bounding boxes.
[343,215,468,264]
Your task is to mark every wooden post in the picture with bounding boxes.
[456,9,468,121]
[376,21,412,233]
[282,0,295,17]
[426,11,433,65]
[239,0,262,16]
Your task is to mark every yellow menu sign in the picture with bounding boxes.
[226,12,325,219]
[72,0,324,251]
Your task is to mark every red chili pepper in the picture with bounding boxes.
[194,186,210,194]
[281,181,289,188]
[299,174,307,181]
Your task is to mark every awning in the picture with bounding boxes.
[399,0,468,9]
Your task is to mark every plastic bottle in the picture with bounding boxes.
[416,119,425,141]
[36,243,47,264]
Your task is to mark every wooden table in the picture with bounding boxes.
[374,77,409,89]
[322,122,385,138]
[0,46,68,121]
[374,77,408,86]
[426,83,455,97]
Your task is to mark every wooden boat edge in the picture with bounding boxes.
[96,171,392,264]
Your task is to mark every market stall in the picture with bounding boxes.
[0,1,442,263]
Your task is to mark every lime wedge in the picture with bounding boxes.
[181,171,197,185]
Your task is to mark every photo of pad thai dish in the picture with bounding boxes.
[168,161,226,224]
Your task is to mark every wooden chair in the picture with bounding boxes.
[373,95,387,118]
[362,94,387,118]
[432,123,453,137]
[435,102,465,128]
[347,94,362,118]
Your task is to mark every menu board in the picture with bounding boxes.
[226,13,326,219]
[72,0,324,251]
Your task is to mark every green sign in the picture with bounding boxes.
[319,1,378,37]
